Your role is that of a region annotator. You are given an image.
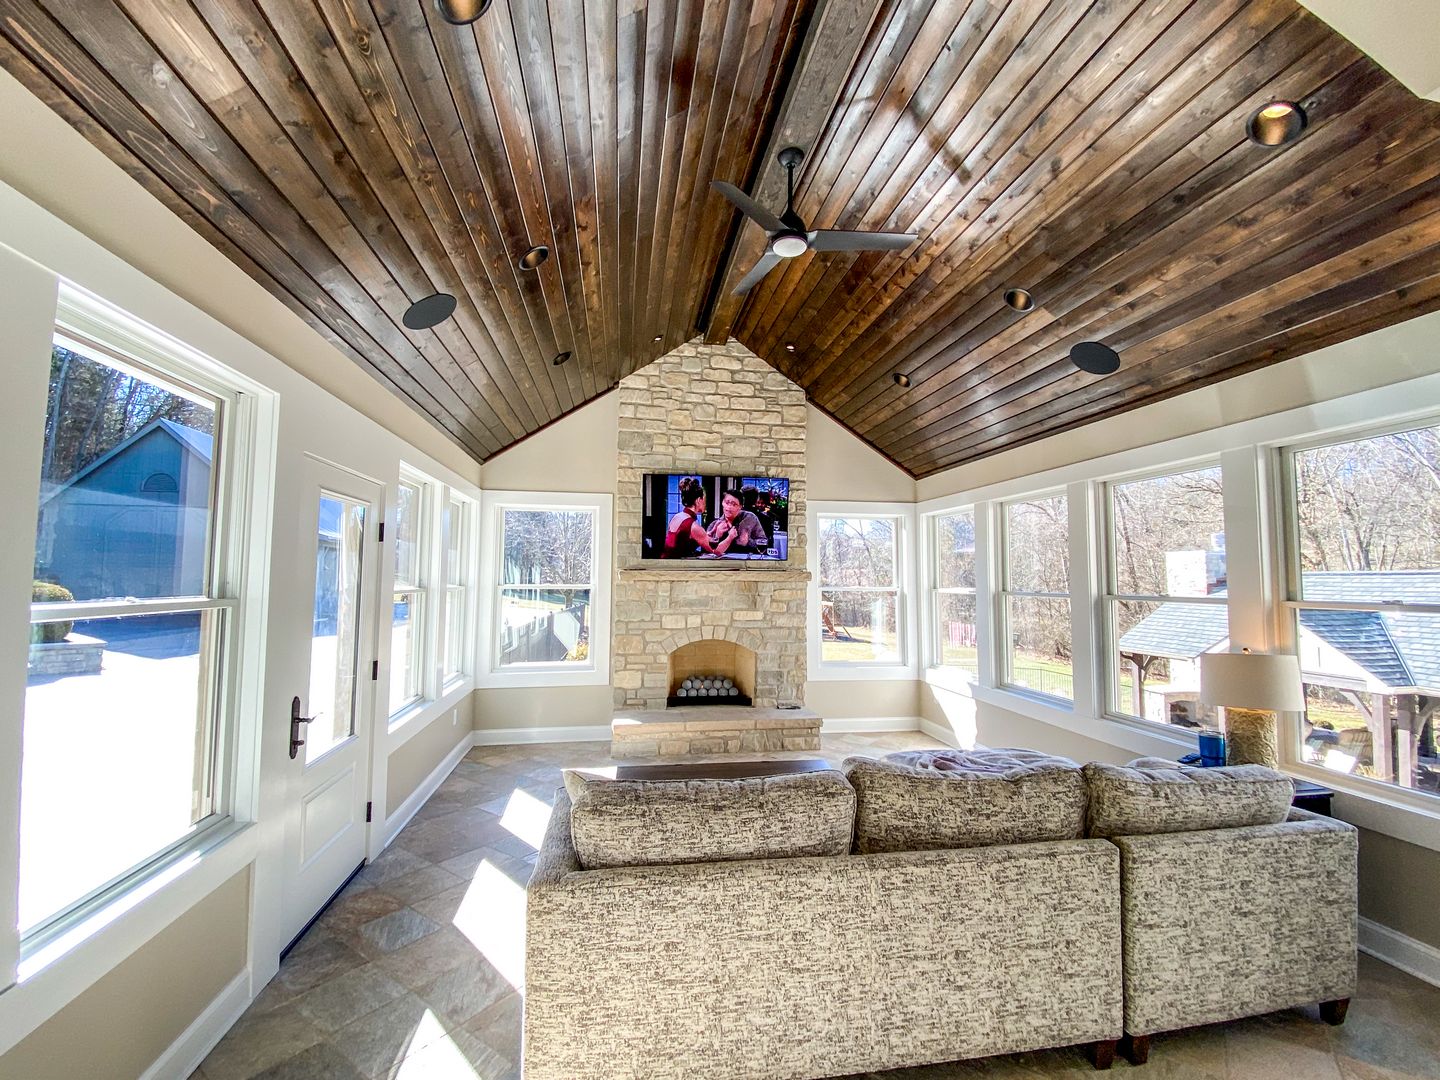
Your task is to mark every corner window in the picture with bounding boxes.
[498,508,596,667]
[999,494,1072,701]
[930,509,977,680]
[1284,426,1440,798]
[25,333,232,940]
[1104,466,1227,729]
[389,477,429,715]
[818,515,902,665]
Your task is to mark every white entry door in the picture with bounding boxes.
[281,458,383,949]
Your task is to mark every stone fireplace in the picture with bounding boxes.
[608,339,819,757]
[668,639,756,705]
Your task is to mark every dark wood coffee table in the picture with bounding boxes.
[612,758,833,781]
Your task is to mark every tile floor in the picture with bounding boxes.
[195,732,1440,1080]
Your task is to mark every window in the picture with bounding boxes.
[24,333,232,940]
[389,477,428,715]
[819,515,902,664]
[1104,466,1227,729]
[497,508,596,668]
[931,509,977,679]
[1000,495,1073,700]
[1284,425,1440,798]
[442,493,473,682]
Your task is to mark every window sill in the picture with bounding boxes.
[923,666,981,695]
[0,819,257,1056]
[1284,759,1440,852]
[386,681,473,749]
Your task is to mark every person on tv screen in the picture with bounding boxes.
[708,488,768,556]
[750,488,777,546]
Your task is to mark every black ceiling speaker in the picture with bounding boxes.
[711,147,920,294]
[1070,341,1121,375]
[436,0,491,25]
[402,292,457,330]
[1247,101,1307,146]
[518,245,549,270]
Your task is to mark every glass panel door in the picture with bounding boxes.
[307,494,367,763]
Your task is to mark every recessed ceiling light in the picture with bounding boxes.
[1247,100,1307,146]
[653,335,663,343]
[1003,287,1035,312]
[551,351,572,367]
[518,245,550,270]
[435,0,492,24]
[402,292,457,330]
[1070,341,1121,375]
[893,372,911,388]
[785,343,797,353]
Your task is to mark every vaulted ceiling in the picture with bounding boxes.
[4,0,1440,477]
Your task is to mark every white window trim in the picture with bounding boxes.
[441,490,477,690]
[995,489,1077,706]
[922,505,979,675]
[0,282,280,1053]
[476,490,613,688]
[387,470,435,720]
[808,501,918,681]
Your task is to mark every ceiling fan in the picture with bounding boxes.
[712,146,919,295]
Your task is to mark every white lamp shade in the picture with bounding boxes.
[1199,651,1305,711]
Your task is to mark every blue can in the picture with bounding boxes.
[1198,729,1226,768]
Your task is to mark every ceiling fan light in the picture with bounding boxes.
[1246,100,1306,146]
[436,0,491,24]
[771,233,808,258]
[1003,287,1035,312]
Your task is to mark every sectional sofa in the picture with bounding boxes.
[523,750,1357,1079]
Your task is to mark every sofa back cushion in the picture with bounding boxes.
[562,769,856,870]
[1083,761,1294,838]
[844,750,1087,854]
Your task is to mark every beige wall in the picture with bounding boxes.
[473,685,614,730]
[806,407,915,502]
[916,310,1440,501]
[1357,828,1440,951]
[386,696,474,816]
[1300,1,1440,101]
[808,679,921,720]
[0,868,249,1080]
[480,391,619,494]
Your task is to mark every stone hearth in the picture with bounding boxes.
[610,705,822,759]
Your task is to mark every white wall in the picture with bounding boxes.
[0,62,482,1071]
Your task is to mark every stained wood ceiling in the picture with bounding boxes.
[4,0,1440,477]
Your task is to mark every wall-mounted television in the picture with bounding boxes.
[640,474,790,562]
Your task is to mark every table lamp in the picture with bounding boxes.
[1199,650,1304,768]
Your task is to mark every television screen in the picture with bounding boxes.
[640,474,790,561]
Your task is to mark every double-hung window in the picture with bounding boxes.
[1103,466,1227,729]
[497,507,597,669]
[818,514,903,665]
[389,476,428,715]
[999,494,1073,701]
[23,329,238,944]
[442,493,473,683]
[1283,424,1440,799]
[930,509,978,680]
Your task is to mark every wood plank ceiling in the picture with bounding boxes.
[4,0,1440,477]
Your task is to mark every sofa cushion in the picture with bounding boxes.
[1083,761,1294,838]
[844,749,1086,854]
[561,769,856,870]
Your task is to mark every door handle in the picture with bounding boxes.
[289,695,314,760]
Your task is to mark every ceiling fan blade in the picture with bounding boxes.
[712,181,786,233]
[808,229,918,252]
[732,251,782,295]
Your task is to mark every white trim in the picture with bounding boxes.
[386,682,474,752]
[472,725,611,745]
[380,733,474,850]
[139,969,251,1080]
[1358,916,1440,989]
[820,716,920,733]
[476,491,614,688]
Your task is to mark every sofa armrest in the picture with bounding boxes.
[529,789,581,900]
[1114,815,1357,1036]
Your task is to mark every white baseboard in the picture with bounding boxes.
[381,733,474,849]
[821,716,921,733]
[472,724,611,745]
[919,716,962,747]
[1359,916,1440,988]
[140,969,250,1080]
